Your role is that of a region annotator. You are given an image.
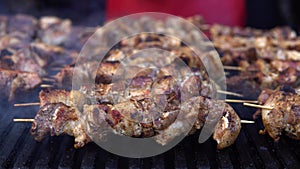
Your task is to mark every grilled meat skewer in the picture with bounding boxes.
[31,96,241,149]
[253,86,300,141]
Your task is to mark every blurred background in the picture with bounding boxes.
[0,0,299,31]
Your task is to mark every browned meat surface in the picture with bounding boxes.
[53,65,74,89]
[257,86,300,141]
[0,42,75,76]
[95,61,120,84]
[213,103,241,149]
[30,42,75,67]
[31,103,91,148]
[38,16,71,46]
[8,47,46,76]
[226,57,300,94]
[39,90,70,107]
[191,96,241,149]
[39,89,89,111]
[0,68,42,100]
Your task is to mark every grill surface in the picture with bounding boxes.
[1,91,300,169]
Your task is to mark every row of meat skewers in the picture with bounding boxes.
[4,14,300,151]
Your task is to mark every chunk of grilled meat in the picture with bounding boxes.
[191,96,241,149]
[38,16,71,46]
[53,61,119,89]
[213,103,241,149]
[256,86,300,141]
[0,68,42,101]
[31,103,91,148]
[30,42,75,67]
[0,42,75,76]
[39,89,90,111]
[7,47,46,76]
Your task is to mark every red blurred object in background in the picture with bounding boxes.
[106,0,245,26]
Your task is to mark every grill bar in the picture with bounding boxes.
[273,139,300,168]
[234,130,256,168]
[81,144,98,169]
[245,124,282,168]
[13,134,39,168]
[1,127,29,168]
[57,136,76,169]
[217,149,234,168]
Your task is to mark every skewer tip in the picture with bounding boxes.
[13,119,35,122]
[217,90,243,97]
[223,66,243,71]
[40,84,54,88]
[14,102,40,107]
[42,77,56,83]
[241,120,255,124]
[225,99,258,104]
[243,102,273,110]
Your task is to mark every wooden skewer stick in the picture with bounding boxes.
[13,118,254,125]
[13,119,34,122]
[14,102,40,107]
[223,66,243,71]
[225,99,258,103]
[40,84,54,88]
[42,77,56,83]
[243,102,273,110]
[217,90,243,97]
[241,120,255,124]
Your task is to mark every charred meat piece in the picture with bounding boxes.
[226,57,300,92]
[30,42,75,67]
[53,65,74,89]
[31,103,91,148]
[39,89,89,111]
[0,48,46,76]
[39,90,70,107]
[0,68,42,101]
[38,16,72,46]
[53,61,119,89]
[0,42,74,76]
[191,96,241,149]
[213,103,241,149]
[257,86,300,141]
[95,61,120,84]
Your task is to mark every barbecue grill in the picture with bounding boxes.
[1,90,300,168]
[1,1,300,168]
